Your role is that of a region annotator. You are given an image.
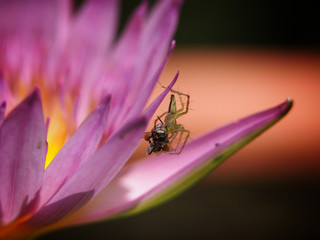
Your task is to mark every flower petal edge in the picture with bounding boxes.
[59,98,293,226]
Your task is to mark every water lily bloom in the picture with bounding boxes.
[0,0,292,239]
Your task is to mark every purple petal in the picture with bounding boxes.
[27,116,147,227]
[60,98,292,225]
[104,0,181,134]
[100,3,148,129]
[144,0,183,36]
[71,0,118,55]
[38,95,111,208]
[139,0,182,76]
[44,1,71,86]
[112,2,147,64]
[0,0,70,83]
[106,41,176,135]
[0,0,66,37]
[64,0,119,125]
[26,191,95,228]
[130,40,176,116]
[0,88,47,224]
[117,0,181,93]
[66,0,119,84]
[97,1,148,103]
[125,42,176,121]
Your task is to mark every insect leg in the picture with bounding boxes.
[154,111,167,127]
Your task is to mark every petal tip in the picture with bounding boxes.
[128,116,148,131]
[137,116,148,128]
[139,1,148,12]
[171,40,176,49]
[17,87,43,112]
[274,97,293,118]
[283,97,293,115]
[169,0,183,9]
[29,87,41,101]
[1,101,6,109]
[169,71,179,88]
[100,94,112,105]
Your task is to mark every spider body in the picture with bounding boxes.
[145,88,190,155]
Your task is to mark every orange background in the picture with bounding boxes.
[132,48,320,182]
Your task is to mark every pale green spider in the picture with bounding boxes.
[144,87,190,155]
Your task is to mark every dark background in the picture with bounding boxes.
[175,0,319,48]
[117,0,320,48]
[39,1,319,239]
[40,182,319,240]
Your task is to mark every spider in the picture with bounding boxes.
[144,87,190,155]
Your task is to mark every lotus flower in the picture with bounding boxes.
[0,0,292,239]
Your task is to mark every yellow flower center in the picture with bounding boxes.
[5,74,77,169]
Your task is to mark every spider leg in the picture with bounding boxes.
[168,119,186,139]
[166,89,189,121]
[172,132,180,142]
[167,125,190,154]
[167,129,190,154]
[168,131,184,153]
[167,132,177,140]
[176,129,190,154]
[158,83,190,118]
[173,90,190,118]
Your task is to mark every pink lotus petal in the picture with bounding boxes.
[71,0,118,55]
[38,95,111,208]
[0,0,70,83]
[61,98,292,225]
[99,3,148,133]
[44,1,71,86]
[139,0,182,77]
[0,88,47,224]
[112,2,147,65]
[26,116,147,227]
[65,0,118,88]
[0,0,63,37]
[125,41,176,121]
[63,0,118,126]
[107,41,176,134]
[117,0,181,94]
[105,0,181,132]
[144,0,183,41]
[104,2,148,106]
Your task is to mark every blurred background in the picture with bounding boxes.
[40,0,320,239]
